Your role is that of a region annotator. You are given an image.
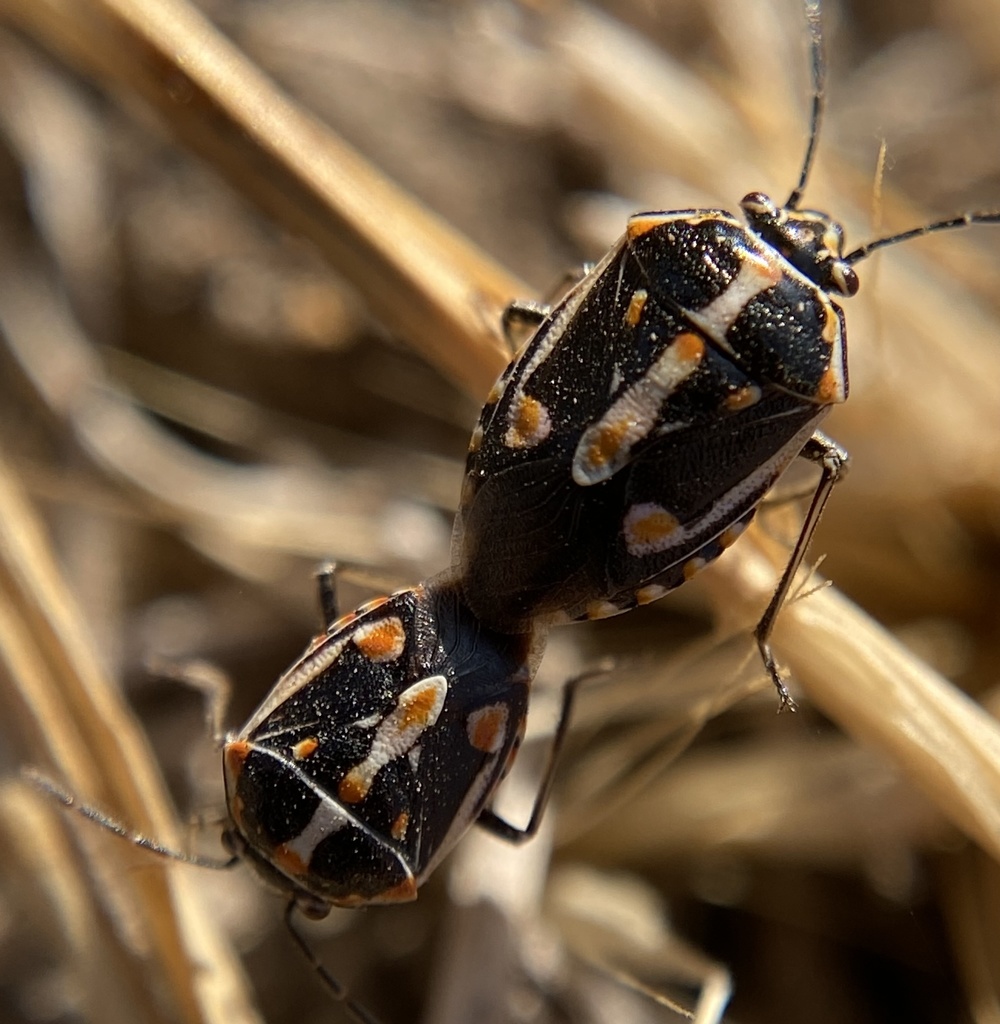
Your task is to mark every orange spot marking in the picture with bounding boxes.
[353,617,406,663]
[584,416,632,471]
[338,770,368,805]
[815,365,841,404]
[377,877,418,904]
[468,425,483,453]
[673,331,705,363]
[273,843,308,877]
[724,385,761,411]
[628,508,680,547]
[683,557,707,580]
[625,289,648,327]
[325,611,358,637]
[719,523,747,549]
[507,394,550,447]
[293,737,319,760]
[391,812,409,842]
[636,584,667,605]
[398,683,441,731]
[627,215,668,239]
[586,600,620,620]
[822,307,840,345]
[468,706,507,753]
[224,740,251,782]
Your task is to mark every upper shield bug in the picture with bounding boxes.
[454,0,1000,709]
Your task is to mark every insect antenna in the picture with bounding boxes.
[844,211,1000,265]
[23,767,239,871]
[785,0,826,210]
[32,767,388,1021]
[283,902,383,1024]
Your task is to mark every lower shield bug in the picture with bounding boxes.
[39,566,573,1023]
[222,567,555,917]
[454,0,1000,709]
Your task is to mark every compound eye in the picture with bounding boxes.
[295,892,332,920]
[740,192,778,219]
[220,827,245,857]
[830,262,860,297]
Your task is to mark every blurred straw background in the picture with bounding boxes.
[0,0,999,1022]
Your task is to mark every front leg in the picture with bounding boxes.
[754,430,850,711]
[315,561,340,630]
[501,299,551,353]
[476,665,610,843]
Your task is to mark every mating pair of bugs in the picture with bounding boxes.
[50,1,1000,1019]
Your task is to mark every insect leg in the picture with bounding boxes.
[501,264,596,348]
[754,430,850,711]
[315,561,340,630]
[476,668,598,843]
[501,299,551,351]
[283,901,382,1024]
[146,656,232,746]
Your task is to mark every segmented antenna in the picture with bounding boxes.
[786,1,1000,261]
[786,0,826,210]
[845,211,1000,264]
[23,768,239,871]
[283,904,383,1024]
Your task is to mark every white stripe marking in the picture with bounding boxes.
[283,795,351,864]
[685,250,781,347]
[573,333,705,485]
[340,675,448,801]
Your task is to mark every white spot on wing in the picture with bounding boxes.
[467,704,508,753]
[352,616,406,662]
[504,394,552,449]
[623,503,680,556]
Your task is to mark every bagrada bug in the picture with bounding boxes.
[221,566,555,917]
[36,0,1000,1019]
[40,564,573,1023]
[455,0,1000,709]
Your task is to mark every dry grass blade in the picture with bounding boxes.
[0,444,259,1023]
[0,0,999,1021]
[940,845,1000,1021]
[703,534,1000,860]
[0,256,426,573]
[0,0,520,398]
